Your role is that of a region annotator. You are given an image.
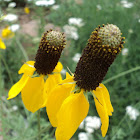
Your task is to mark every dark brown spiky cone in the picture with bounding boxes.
[74,24,125,91]
[34,30,66,75]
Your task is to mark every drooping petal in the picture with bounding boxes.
[55,91,89,140]
[99,84,114,115]
[21,76,45,113]
[42,73,62,107]
[7,74,29,100]
[47,74,75,127]
[0,38,6,49]
[93,84,113,137]
[18,61,35,75]
[53,62,63,72]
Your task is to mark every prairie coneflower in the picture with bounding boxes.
[2,27,14,39]
[24,7,30,14]
[8,30,66,113]
[46,24,125,139]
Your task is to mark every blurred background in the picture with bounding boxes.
[0,0,140,140]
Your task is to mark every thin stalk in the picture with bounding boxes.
[0,54,13,85]
[0,51,6,139]
[26,124,52,140]
[15,38,29,61]
[37,110,41,140]
[103,66,140,84]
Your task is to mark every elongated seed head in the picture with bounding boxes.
[74,24,125,91]
[34,30,66,75]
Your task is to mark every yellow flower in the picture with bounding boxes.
[24,7,30,14]
[2,27,14,39]
[8,30,66,113]
[7,61,63,113]
[0,38,6,49]
[46,24,125,139]
[47,74,113,139]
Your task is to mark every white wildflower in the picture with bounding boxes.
[68,17,84,27]
[8,2,16,8]
[63,25,79,40]
[35,0,55,6]
[84,116,101,133]
[9,24,20,32]
[61,69,67,75]
[12,105,18,111]
[122,48,129,56]
[3,14,18,22]
[78,132,89,140]
[138,19,140,23]
[121,0,133,8]
[126,106,140,120]
[72,53,81,62]
[52,4,60,10]
[85,125,94,133]
[91,116,101,130]
[96,4,102,10]
[79,120,85,129]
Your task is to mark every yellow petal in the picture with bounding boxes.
[18,61,35,75]
[7,74,29,100]
[47,76,75,127]
[53,62,63,72]
[93,84,113,137]
[100,84,114,115]
[66,72,72,79]
[0,38,6,49]
[61,73,74,84]
[21,77,45,113]
[43,73,62,107]
[55,91,89,140]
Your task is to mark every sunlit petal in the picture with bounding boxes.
[18,61,35,75]
[53,62,63,72]
[47,75,75,127]
[7,74,29,100]
[42,73,62,107]
[93,85,111,137]
[21,77,45,113]
[100,84,114,115]
[55,91,89,140]
[0,38,6,49]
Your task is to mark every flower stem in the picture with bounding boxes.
[103,66,140,84]
[15,37,29,61]
[37,109,41,140]
[0,54,13,85]
[0,51,6,139]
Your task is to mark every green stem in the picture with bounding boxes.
[0,54,13,85]
[15,38,29,61]
[103,66,140,84]
[0,51,6,139]
[26,124,52,140]
[37,110,41,140]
